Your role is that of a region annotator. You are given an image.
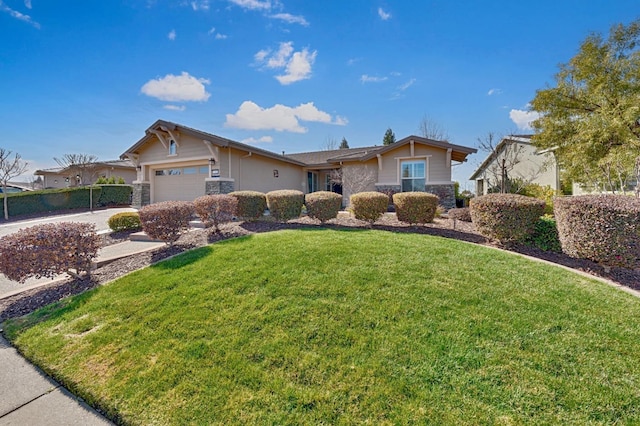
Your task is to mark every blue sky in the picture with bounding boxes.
[1,0,637,189]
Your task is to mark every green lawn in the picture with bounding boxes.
[5,229,640,425]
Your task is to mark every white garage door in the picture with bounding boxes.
[153,165,209,202]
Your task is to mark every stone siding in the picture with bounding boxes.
[425,184,455,210]
[132,182,150,208]
[205,179,235,195]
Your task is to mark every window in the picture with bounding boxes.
[183,167,197,175]
[401,161,425,192]
[155,170,166,176]
[307,172,318,192]
[169,140,177,155]
[199,166,209,174]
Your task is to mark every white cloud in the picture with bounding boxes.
[347,58,361,66]
[509,109,540,130]
[487,88,502,96]
[0,1,40,28]
[241,136,274,144]
[270,13,309,26]
[208,27,216,35]
[361,74,388,83]
[225,101,346,133]
[256,42,316,85]
[141,72,211,102]
[23,0,31,9]
[228,0,271,11]
[189,0,210,10]
[398,78,416,91]
[215,33,228,39]
[378,7,391,20]
[163,105,186,111]
[168,29,176,40]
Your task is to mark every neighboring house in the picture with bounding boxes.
[470,135,559,195]
[121,120,477,209]
[35,160,137,189]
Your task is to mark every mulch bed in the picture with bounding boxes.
[1,215,639,324]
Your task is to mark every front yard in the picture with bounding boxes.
[5,229,640,424]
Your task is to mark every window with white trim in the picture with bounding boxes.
[401,160,425,192]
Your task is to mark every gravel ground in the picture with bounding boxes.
[1,215,638,323]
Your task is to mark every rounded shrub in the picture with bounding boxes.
[266,190,304,222]
[229,191,267,221]
[138,201,194,244]
[470,193,546,243]
[554,195,640,269]
[393,192,439,224]
[107,211,141,232]
[193,194,238,231]
[448,207,472,222]
[350,191,388,223]
[305,191,342,223]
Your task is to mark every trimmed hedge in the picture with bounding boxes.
[554,195,640,269]
[138,201,194,244]
[0,222,100,282]
[229,191,267,221]
[393,192,439,224]
[97,185,132,206]
[108,212,142,232]
[305,191,342,223]
[527,215,562,252]
[470,193,546,243]
[448,207,472,222]
[350,191,389,223]
[266,190,305,222]
[193,194,238,231]
[0,187,102,220]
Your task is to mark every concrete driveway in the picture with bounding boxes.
[0,207,136,298]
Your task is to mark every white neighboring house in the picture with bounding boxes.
[470,135,559,195]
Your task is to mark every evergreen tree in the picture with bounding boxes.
[383,128,396,146]
[339,137,349,149]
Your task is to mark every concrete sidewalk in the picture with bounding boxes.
[0,238,166,425]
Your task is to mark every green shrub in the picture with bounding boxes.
[266,190,304,222]
[526,215,562,252]
[96,176,126,185]
[98,185,132,206]
[305,191,342,223]
[0,187,102,220]
[229,191,267,221]
[448,207,472,222]
[470,193,546,243]
[521,183,556,215]
[107,212,141,232]
[138,201,194,245]
[193,194,238,231]
[350,191,388,224]
[393,192,439,224]
[554,195,640,269]
[0,222,100,282]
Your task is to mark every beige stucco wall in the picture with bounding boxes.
[474,143,558,195]
[231,149,306,193]
[376,143,452,185]
[42,166,136,189]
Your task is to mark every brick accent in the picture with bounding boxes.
[425,184,455,210]
[205,178,235,195]
[132,182,150,208]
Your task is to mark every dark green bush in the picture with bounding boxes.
[526,215,562,252]
[107,212,142,232]
[229,191,267,221]
[554,195,640,269]
[470,193,546,243]
[97,185,132,206]
[393,192,439,224]
[266,190,304,222]
[0,187,102,220]
[448,207,472,222]
[305,191,342,223]
[350,191,389,223]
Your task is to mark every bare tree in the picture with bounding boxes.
[340,164,377,204]
[477,133,526,194]
[418,115,449,141]
[321,136,338,151]
[0,149,28,220]
[54,154,100,211]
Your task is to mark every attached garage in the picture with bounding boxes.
[152,165,209,202]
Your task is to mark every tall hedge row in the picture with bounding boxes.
[266,190,304,222]
[554,195,640,269]
[470,193,545,243]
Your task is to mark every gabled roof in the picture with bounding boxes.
[285,146,380,166]
[351,135,477,163]
[469,135,534,180]
[121,120,307,167]
[35,159,135,175]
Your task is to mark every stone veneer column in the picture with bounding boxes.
[205,178,235,195]
[424,184,455,210]
[131,181,150,208]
